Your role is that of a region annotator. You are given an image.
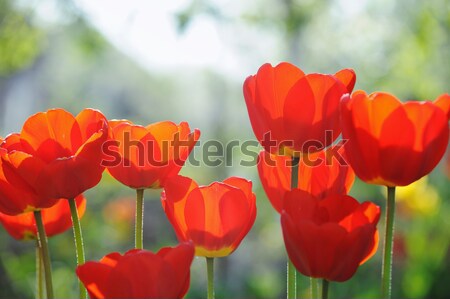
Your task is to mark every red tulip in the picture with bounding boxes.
[0,109,108,215]
[243,62,355,155]
[76,243,194,299]
[341,91,450,187]
[281,190,380,282]
[105,120,200,189]
[257,144,355,213]
[161,176,256,257]
[0,195,86,240]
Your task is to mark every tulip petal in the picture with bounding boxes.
[222,177,253,198]
[299,145,355,199]
[284,74,344,151]
[244,75,270,144]
[256,63,305,121]
[108,251,175,299]
[36,128,107,199]
[330,224,376,281]
[257,151,290,213]
[398,102,449,184]
[157,243,194,298]
[254,63,305,149]
[434,94,450,119]
[321,194,360,224]
[162,176,199,241]
[1,151,58,213]
[342,92,403,184]
[334,68,356,93]
[77,261,113,299]
[20,109,82,161]
[76,109,109,141]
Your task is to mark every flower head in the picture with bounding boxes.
[105,120,200,189]
[244,62,355,155]
[0,109,108,214]
[281,191,380,282]
[162,176,256,257]
[341,91,449,186]
[76,243,194,299]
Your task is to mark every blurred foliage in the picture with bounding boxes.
[0,0,42,76]
[175,0,224,33]
[0,0,449,298]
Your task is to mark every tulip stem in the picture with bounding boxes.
[35,233,45,299]
[135,189,144,249]
[287,156,299,299]
[287,260,297,299]
[322,279,329,299]
[206,257,215,299]
[34,211,54,299]
[381,186,396,299]
[311,277,319,298]
[68,198,87,299]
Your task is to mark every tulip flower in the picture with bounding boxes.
[105,120,200,189]
[76,243,194,299]
[0,108,108,208]
[341,91,449,298]
[281,190,380,283]
[257,143,355,213]
[341,91,449,187]
[162,175,256,298]
[162,175,256,257]
[0,108,109,299]
[243,62,355,155]
[0,194,86,240]
[104,120,200,250]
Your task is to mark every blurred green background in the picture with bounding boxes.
[0,0,449,298]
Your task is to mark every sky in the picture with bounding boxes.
[26,0,370,79]
[75,0,245,76]
[71,0,369,76]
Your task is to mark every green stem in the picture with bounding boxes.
[322,280,329,299]
[311,277,319,299]
[68,198,87,299]
[206,257,215,299]
[287,156,299,299]
[135,189,144,249]
[34,211,54,299]
[35,237,44,299]
[381,186,396,299]
[287,260,297,299]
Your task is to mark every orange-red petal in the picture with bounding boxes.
[334,68,356,93]
[0,194,86,240]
